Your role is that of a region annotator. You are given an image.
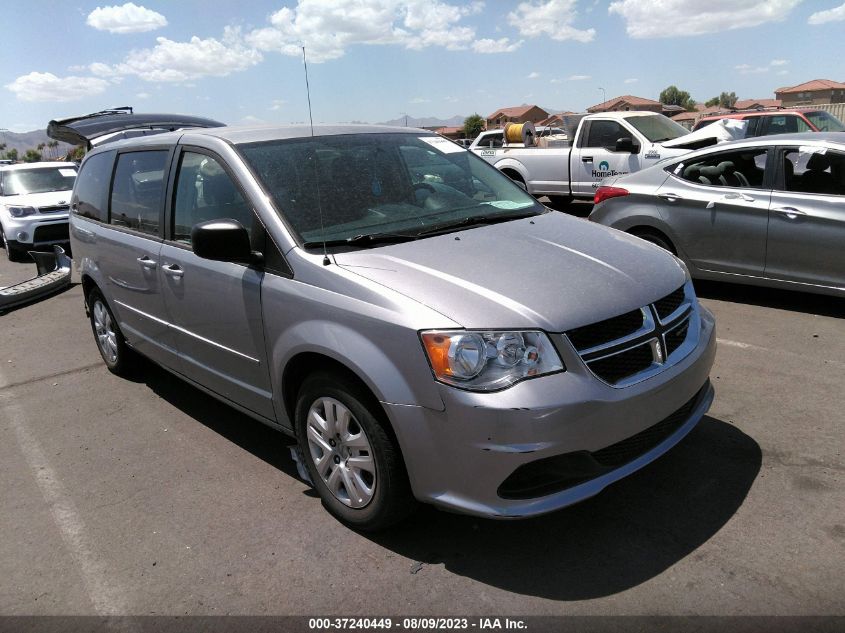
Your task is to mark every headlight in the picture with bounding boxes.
[8,206,37,217]
[420,330,564,391]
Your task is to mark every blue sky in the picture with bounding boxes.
[1,0,844,132]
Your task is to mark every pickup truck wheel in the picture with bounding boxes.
[501,169,527,190]
[295,372,416,531]
[88,289,136,376]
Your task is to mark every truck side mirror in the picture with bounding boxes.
[614,137,639,154]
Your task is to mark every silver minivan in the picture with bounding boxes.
[68,119,716,530]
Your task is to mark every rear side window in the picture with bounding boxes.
[110,151,168,236]
[72,152,113,222]
[763,115,811,136]
[172,151,254,245]
[744,118,761,137]
[782,148,845,196]
[671,148,769,188]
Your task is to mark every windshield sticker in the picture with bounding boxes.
[799,146,826,155]
[484,200,532,210]
[419,136,465,154]
[674,163,685,175]
[59,168,77,177]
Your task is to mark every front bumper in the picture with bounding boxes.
[384,305,716,519]
[3,214,69,247]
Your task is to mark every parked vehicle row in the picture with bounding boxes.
[54,111,716,531]
[590,132,845,297]
[693,107,845,137]
[470,111,737,205]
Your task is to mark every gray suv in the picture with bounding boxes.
[69,121,716,530]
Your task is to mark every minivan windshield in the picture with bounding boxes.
[804,110,845,132]
[626,115,690,143]
[1,166,77,196]
[238,133,545,246]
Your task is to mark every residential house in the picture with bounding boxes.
[486,105,549,129]
[587,95,663,113]
[775,79,845,106]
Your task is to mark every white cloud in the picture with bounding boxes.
[136,91,150,99]
[112,27,262,82]
[269,99,286,111]
[624,77,638,84]
[777,69,789,75]
[568,74,591,80]
[86,3,167,34]
[472,37,523,53]
[409,97,430,103]
[809,2,845,24]
[770,59,788,66]
[735,63,769,74]
[240,115,267,125]
[5,71,109,102]
[527,71,540,79]
[609,0,800,38]
[247,0,489,63]
[88,62,114,77]
[508,0,596,43]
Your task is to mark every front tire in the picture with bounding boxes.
[632,230,676,255]
[295,372,416,531]
[88,289,135,376]
[1,227,24,262]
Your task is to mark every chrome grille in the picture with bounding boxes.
[566,284,695,387]
[38,205,69,214]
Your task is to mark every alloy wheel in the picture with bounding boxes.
[92,300,118,364]
[306,397,376,508]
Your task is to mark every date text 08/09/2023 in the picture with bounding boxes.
[308,617,528,630]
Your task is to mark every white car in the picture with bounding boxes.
[0,162,77,261]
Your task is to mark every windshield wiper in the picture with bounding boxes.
[413,209,543,237]
[301,231,419,249]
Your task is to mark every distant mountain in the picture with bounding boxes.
[0,129,74,159]
[377,115,466,128]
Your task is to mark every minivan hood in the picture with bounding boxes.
[333,212,686,332]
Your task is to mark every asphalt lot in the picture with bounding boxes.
[0,224,843,619]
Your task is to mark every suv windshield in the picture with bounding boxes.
[1,166,77,196]
[804,110,845,132]
[239,133,545,246]
[626,115,689,142]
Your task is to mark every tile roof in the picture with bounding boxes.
[486,105,546,119]
[587,94,662,111]
[734,98,782,109]
[775,79,845,94]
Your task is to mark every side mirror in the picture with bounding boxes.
[614,137,639,154]
[191,219,261,264]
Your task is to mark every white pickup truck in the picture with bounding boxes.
[471,111,734,203]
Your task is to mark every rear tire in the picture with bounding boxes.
[88,289,136,376]
[631,230,676,255]
[295,372,416,531]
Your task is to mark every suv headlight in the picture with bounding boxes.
[8,206,37,217]
[420,330,564,391]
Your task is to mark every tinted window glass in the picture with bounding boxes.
[625,115,688,142]
[764,115,811,136]
[744,118,760,137]
[586,121,627,148]
[804,110,845,132]
[478,132,503,148]
[72,152,112,222]
[172,151,253,245]
[783,148,845,196]
[110,151,168,236]
[672,148,768,188]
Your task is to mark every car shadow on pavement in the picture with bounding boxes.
[694,279,845,319]
[368,416,761,601]
[130,357,303,484]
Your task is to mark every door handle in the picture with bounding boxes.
[136,256,157,269]
[582,156,593,163]
[774,207,806,220]
[162,263,184,278]
[657,192,683,202]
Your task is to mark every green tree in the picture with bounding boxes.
[6,148,18,162]
[718,91,738,108]
[659,85,696,111]
[69,145,86,161]
[463,113,485,138]
[0,142,6,159]
[705,97,720,107]
[48,140,59,159]
[23,148,42,162]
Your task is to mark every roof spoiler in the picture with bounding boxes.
[47,107,225,149]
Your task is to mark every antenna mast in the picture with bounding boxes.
[302,45,330,266]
